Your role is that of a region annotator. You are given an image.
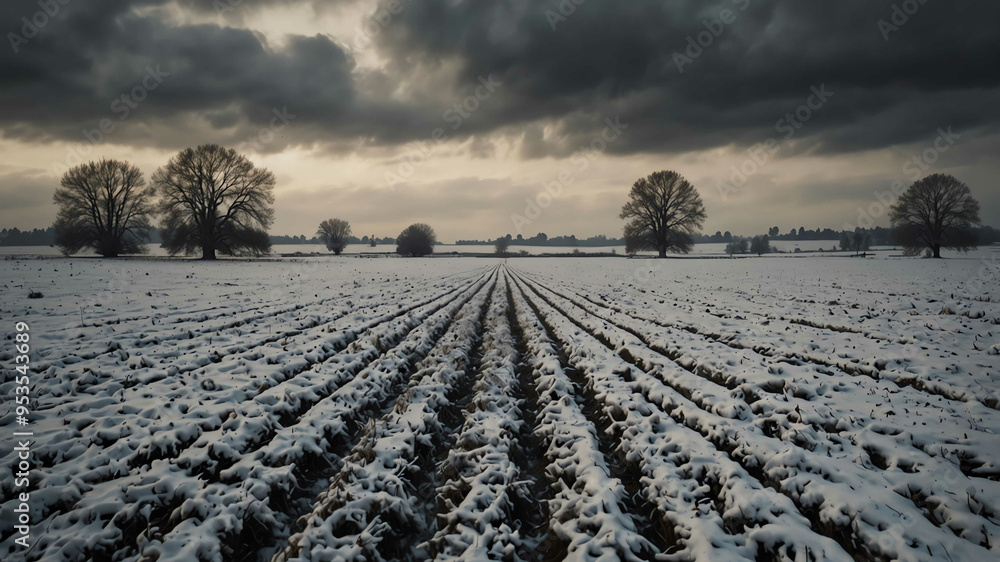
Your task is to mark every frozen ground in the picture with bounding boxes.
[1,252,999,561]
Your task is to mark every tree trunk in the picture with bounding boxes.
[932,244,941,258]
[658,247,667,258]
[202,246,216,260]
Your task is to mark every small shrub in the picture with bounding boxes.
[28,289,43,299]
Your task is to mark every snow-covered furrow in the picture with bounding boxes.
[508,276,658,562]
[10,266,487,406]
[522,273,1000,483]
[511,273,849,561]
[510,271,999,561]
[0,273,482,534]
[525,268,999,409]
[0,271,494,561]
[723,279,999,339]
[132,269,501,562]
[274,275,496,562]
[637,291,999,410]
[20,271,469,405]
[23,279,369,368]
[517,270,1000,553]
[0,269,481,484]
[26,266,485,357]
[428,273,525,560]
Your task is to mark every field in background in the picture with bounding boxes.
[1,254,999,561]
[0,239,957,257]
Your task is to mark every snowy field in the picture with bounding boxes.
[2,252,1000,561]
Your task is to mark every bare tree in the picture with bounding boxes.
[153,145,275,259]
[839,232,851,251]
[317,219,352,254]
[494,236,510,256]
[725,237,747,256]
[396,223,436,257]
[620,170,706,257]
[750,234,770,256]
[852,228,872,256]
[890,174,980,258]
[53,159,156,257]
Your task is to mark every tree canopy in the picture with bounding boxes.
[620,170,706,257]
[53,159,156,257]
[495,236,510,256]
[317,219,352,254]
[154,144,275,259]
[397,223,436,257]
[889,174,980,258]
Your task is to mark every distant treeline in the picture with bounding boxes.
[456,234,626,247]
[0,227,167,246]
[0,228,400,247]
[268,234,399,245]
[4,225,998,247]
[461,227,1000,247]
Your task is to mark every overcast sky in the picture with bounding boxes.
[2,0,998,242]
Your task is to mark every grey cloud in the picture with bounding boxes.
[371,0,1000,156]
[1,0,1000,161]
[0,169,57,227]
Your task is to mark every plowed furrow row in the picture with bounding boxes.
[0,270,493,560]
[429,273,525,559]
[511,272,849,561]
[508,273,659,561]
[517,271,1000,512]
[272,274,496,562]
[523,273,1000,479]
[132,269,501,562]
[510,269,998,561]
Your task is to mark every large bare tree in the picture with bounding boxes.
[620,170,706,257]
[889,173,980,258]
[154,145,276,259]
[53,159,156,257]
[317,218,352,254]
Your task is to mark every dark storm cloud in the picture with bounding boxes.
[0,0,455,154]
[2,0,999,156]
[371,0,1000,156]
[0,0,361,151]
